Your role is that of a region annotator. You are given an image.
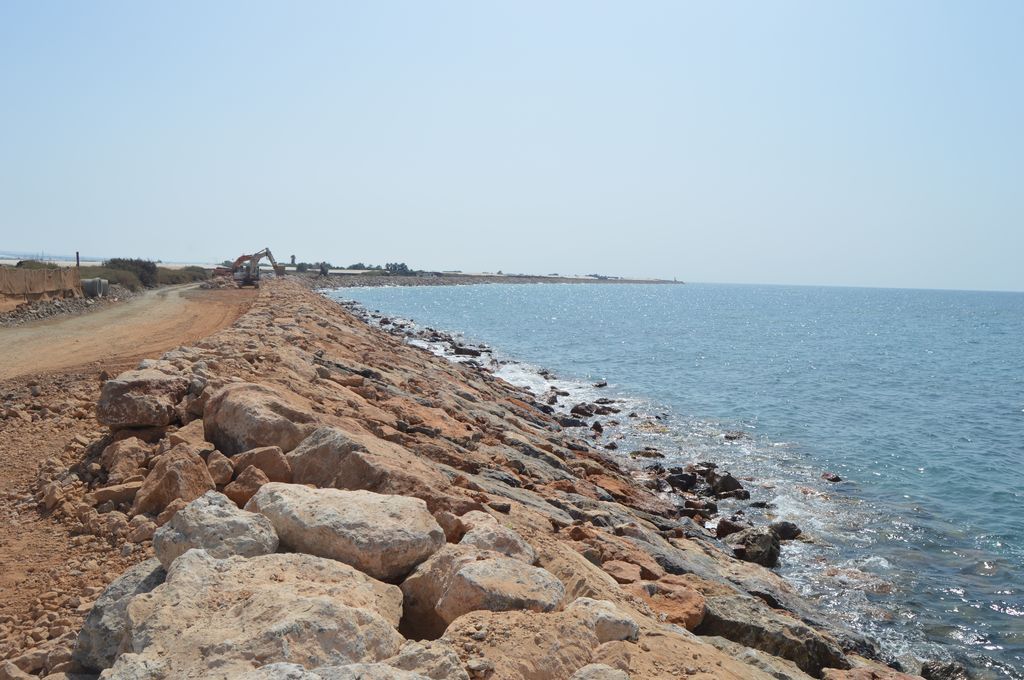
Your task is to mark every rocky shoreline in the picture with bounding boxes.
[2,279,966,679]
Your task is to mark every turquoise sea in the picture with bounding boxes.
[328,283,1024,678]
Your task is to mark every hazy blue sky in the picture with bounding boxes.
[1,2,1022,290]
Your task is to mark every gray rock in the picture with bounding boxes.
[152,491,279,568]
[569,664,629,680]
[921,660,971,680]
[459,522,537,565]
[314,666,428,680]
[565,598,639,643]
[97,369,189,429]
[73,559,166,671]
[726,527,782,567]
[695,595,850,676]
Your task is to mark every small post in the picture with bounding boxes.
[76,251,80,268]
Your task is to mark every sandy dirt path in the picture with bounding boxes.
[0,285,255,661]
[0,285,256,380]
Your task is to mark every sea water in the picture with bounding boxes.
[327,283,1024,677]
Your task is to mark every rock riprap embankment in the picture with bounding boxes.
[5,279,931,679]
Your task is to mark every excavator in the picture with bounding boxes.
[214,248,286,288]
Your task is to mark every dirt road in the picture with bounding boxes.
[0,284,255,661]
[0,285,256,379]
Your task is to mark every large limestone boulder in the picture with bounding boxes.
[246,483,445,581]
[286,427,455,511]
[203,383,317,455]
[695,595,850,676]
[73,559,166,671]
[401,544,565,639]
[97,368,189,429]
[109,551,404,678]
[130,444,215,516]
[152,491,278,568]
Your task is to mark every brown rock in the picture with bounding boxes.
[130,444,215,515]
[231,446,292,483]
[287,426,456,511]
[626,580,706,630]
[99,438,150,483]
[223,465,269,507]
[155,498,188,526]
[205,450,233,486]
[167,418,208,448]
[203,382,317,455]
[89,481,144,506]
[601,560,642,584]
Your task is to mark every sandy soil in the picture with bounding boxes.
[0,284,256,380]
[0,285,255,659]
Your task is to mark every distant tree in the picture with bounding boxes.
[385,262,411,275]
[296,262,309,273]
[347,262,366,270]
[290,254,296,265]
[104,258,158,287]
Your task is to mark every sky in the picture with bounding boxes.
[1,2,1022,291]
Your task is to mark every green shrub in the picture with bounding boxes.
[103,258,158,287]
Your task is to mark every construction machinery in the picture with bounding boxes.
[214,248,286,288]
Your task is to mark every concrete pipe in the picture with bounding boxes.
[81,278,110,298]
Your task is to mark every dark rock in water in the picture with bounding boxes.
[921,660,971,680]
[538,404,554,415]
[554,389,569,396]
[628,411,639,418]
[666,472,697,492]
[710,472,744,494]
[558,417,588,428]
[603,442,618,450]
[726,527,781,567]
[821,471,842,483]
[630,449,664,459]
[717,489,751,501]
[453,345,481,357]
[723,431,746,441]
[685,499,718,514]
[748,501,772,509]
[570,403,595,417]
[590,421,603,434]
[546,394,558,405]
[595,398,615,405]
[770,521,802,541]
[593,380,608,388]
[716,517,748,539]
